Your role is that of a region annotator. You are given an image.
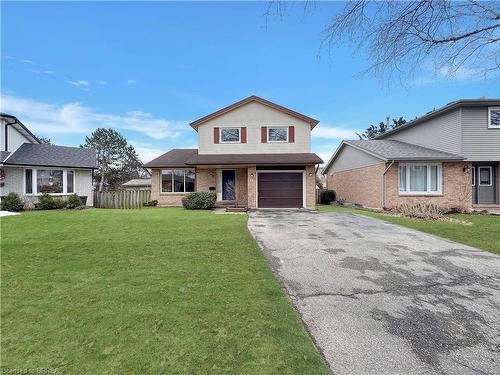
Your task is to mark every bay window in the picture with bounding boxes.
[161,169,195,193]
[24,168,75,195]
[398,163,442,194]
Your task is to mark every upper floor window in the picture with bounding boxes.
[488,107,500,128]
[220,127,240,143]
[398,163,442,195]
[267,127,288,142]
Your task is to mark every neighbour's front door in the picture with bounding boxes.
[222,170,236,201]
[473,164,497,204]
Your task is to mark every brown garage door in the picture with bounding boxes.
[258,172,303,208]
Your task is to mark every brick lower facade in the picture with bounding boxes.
[327,161,474,211]
[151,165,316,209]
[326,164,385,209]
[385,162,472,211]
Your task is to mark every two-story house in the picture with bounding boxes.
[0,113,97,207]
[323,99,500,211]
[144,96,323,208]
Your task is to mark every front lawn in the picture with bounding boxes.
[1,209,328,374]
[317,204,500,255]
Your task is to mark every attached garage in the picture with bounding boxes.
[257,172,304,208]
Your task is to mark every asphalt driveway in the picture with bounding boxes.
[248,210,500,375]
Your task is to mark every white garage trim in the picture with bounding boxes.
[256,170,305,209]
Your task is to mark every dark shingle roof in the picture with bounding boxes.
[143,149,198,168]
[1,151,11,162]
[345,140,464,160]
[143,148,323,167]
[186,152,323,165]
[3,144,97,169]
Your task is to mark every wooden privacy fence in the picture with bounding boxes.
[94,189,151,209]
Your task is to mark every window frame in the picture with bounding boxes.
[267,126,289,143]
[398,163,442,195]
[478,166,492,186]
[219,127,241,144]
[488,107,500,129]
[160,169,196,194]
[23,168,75,195]
[471,166,475,186]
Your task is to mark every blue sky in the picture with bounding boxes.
[1,1,498,164]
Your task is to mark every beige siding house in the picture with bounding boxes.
[0,113,97,208]
[323,99,500,211]
[144,96,323,209]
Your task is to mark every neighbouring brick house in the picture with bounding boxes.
[323,99,500,211]
[143,96,322,209]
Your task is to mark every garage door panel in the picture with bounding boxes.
[258,172,303,208]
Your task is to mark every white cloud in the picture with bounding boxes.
[67,79,90,88]
[98,80,106,85]
[22,59,33,64]
[44,70,55,75]
[0,94,187,140]
[312,124,357,139]
[128,141,166,163]
[31,69,40,74]
[127,79,136,84]
[438,66,481,81]
[3,55,14,59]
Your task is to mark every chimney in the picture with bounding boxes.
[479,96,486,100]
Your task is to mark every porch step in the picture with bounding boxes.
[225,207,248,213]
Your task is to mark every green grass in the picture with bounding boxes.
[317,204,500,255]
[1,209,329,374]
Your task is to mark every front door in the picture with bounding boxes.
[222,170,236,201]
[473,164,497,204]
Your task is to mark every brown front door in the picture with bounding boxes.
[257,172,303,208]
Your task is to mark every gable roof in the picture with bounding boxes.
[1,113,41,145]
[377,98,500,139]
[2,143,97,169]
[323,140,464,173]
[189,95,320,129]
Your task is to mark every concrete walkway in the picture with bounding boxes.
[248,210,500,375]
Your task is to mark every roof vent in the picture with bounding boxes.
[479,96,486,100]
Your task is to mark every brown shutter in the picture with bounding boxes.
[289,126,295,143]
[261,126,267,143]
[214,127,219,144]
[241,127,247,143]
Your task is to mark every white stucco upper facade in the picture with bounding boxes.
[196,101,312,154]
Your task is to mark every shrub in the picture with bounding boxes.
[66,194,83,209]
[320,189,336,205]
[37,193,56,210]
[143,200,158,207]
[396,202,445,220]
[182,192,217,210]
[53,197,67,209]
[1,192,24,212]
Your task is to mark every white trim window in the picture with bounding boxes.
[478,166,492,186]
[161,169,195,193]
[472,166,476,186]
[488,107,500,128]
[398,163,442,195]
[220,127,241,143]
[24,168,75,195]
[267,126,288,142]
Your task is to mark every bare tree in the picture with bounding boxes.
[267,1,500,84]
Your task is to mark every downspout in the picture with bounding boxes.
[4,119,17,152]
[382,160,394,209]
